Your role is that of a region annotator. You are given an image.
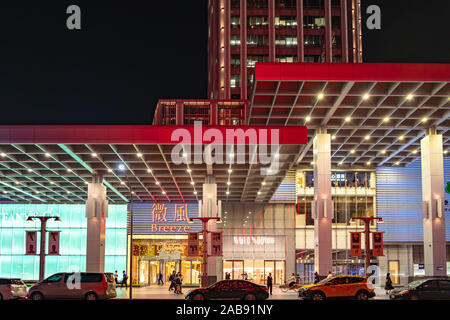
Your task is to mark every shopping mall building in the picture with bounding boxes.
[0,1,449,287]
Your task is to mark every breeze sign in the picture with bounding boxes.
[127,203,202,235]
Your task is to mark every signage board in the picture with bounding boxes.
[372,232,384,256]
[25,231,37,255]
[187,232,199,257]
[210,232,222,256]
[350,232,362,257]
[48,231,61,255]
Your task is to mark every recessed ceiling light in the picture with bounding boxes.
[194,191,198,195]
[187,168,192,173]
[137,153,143,158]
[118,164,125,171]
[317,93,324,100]
[27,168,33,172]
[182,153,187,158]
[310,161,314,165]
[107,168,113,172]
[91,153,97,157]
[228,169,232,173]
[338,161,343,165]
[229,153,234,158]
[226,191,230,195]
[257,191,261,195]
[45,153,51,158]
[350,150,355,154]
[365,135,370,140]
[406,94,414,100]
[331,135,336,140]
[363,93,370,100]
[84,181,88,185]
[305,116,311,122]
[162,191,166,195]
[67,191,71,194]
[0,153,6,157]
[395,162,400,166]
[50,181,54,185]
[227,181,231,186]
[399,136,404,141]
[147,168,152,173]
[35,191,40,194]
[412,150,418,154]
[3,191,7,194]
[381,150,386,154]
[421,117,428,123]
[120,181,125,185]
[383,117,390,123]
[14,181,19,185]
[345,116,351,122]
[261,182,266,186]
[155,181,160,185]
[366,161,371,165]
[190,181,195,185]
[67,168,72,172]
[444,150,448,155]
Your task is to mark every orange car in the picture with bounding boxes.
[298,276,375,300]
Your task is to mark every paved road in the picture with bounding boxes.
[115,284,388,300]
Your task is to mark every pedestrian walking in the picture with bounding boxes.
[385,273,394,295]
[313,271,319,284]
[168,270,176,291]
[114,270,118,285]
[122,270,128,288]
[267,273,273,295]
[225,272,231,280]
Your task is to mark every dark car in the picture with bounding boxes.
[390,278,450,300]
[185,280,269,300]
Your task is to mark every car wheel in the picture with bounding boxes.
[85,292,98,300]
[409,294,419,300]
[356,290,369,301]
[244,293,256,300]
[312,291,325,301]
[192,293,205,300]
[30,292,44,300]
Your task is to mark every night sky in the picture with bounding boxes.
[0,0,448,125]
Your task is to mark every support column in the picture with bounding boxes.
[313,130,333,278]
[86,174,108,273]
[203,176,218,285]
[421,129,446,277]
[268,0,276,62]
[324,0,333,62]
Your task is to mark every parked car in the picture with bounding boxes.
[27,272,116,300]
[298,275,375,300]
[0,278,28,300]
[185,280,269,300]
[389,278,450,300]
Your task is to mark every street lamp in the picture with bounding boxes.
[188,217,221,287]
[26,216,61,281]
[351,217,383,276]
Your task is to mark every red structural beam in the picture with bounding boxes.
[254,62,450,82]
[0,125,307,145]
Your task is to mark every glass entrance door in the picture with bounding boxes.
[138,260,149,285]
[165,261,176,282]
[149,261,160,284]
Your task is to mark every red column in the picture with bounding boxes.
[240,0,247,100]
[224,0,231,99]
[324,0,332,62]
[340,0,349,63]
[296,0,304,62]
[268,0,276,62]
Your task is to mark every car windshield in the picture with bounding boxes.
[316,278,331,285]
[407,279,429,288]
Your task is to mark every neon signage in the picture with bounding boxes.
[129,203,202,235]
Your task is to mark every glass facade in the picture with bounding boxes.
[0,203,127,280]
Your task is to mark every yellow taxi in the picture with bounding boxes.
[298,275,375,300]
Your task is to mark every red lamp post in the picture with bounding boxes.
[188,217,221,287]
[351,217,383,276]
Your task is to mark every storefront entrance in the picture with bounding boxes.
[223,260,285,285]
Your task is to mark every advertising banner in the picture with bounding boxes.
[25,231,37,255]
[372,232,384,256]
[210,232,223,257]
[187,232,199,257]
[350,232,362,257]
[48,231,61,256]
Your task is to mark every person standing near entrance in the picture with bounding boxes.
[122,270,128,288]
[385,273,394,295]
[114,271,118,285]
[158,272,164,285]
[267,273,273,295]
[225,272,231,280]
[168,270,176,291]
[313,272,319,284]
